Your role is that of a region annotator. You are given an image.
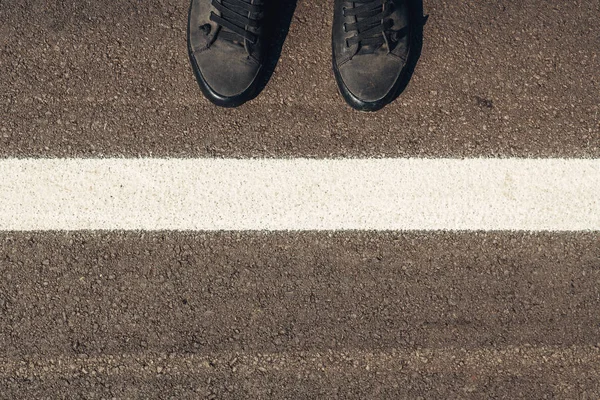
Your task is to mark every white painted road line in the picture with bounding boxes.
[0,158,598,231]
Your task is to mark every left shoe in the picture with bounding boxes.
[332,0,412,111]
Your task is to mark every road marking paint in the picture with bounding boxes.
[0,158,598,231]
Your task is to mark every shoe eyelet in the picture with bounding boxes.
[343,23,347,32]
[200,23,211,35]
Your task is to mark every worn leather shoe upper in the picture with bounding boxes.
[332,0,411,111]
[188,0,268,107]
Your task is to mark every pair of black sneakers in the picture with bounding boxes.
[188,0,413,112]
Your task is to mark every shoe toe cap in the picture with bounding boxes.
[192,42,261,99]
[337,53,404,104]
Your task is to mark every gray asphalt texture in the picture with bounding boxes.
[1,0,600,399]
[1,0,599,157]
[2,233,600,399]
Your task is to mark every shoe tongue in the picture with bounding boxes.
[227,38,245,47]
[358,44,381,55]
[214,0,264,52]
[214,32,256,58]
[357,38,388,55]
[213,26,249,51]
[353,1,387,55]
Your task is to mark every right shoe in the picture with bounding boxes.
[188,0,270,107]
[332,0,413,112]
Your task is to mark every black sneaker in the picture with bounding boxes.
[188,0,269,107]
[332,0,412,111]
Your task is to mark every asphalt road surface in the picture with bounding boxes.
[1,0,600,399]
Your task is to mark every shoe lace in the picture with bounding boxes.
[343,0,395,51]
[206,0,264,45]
